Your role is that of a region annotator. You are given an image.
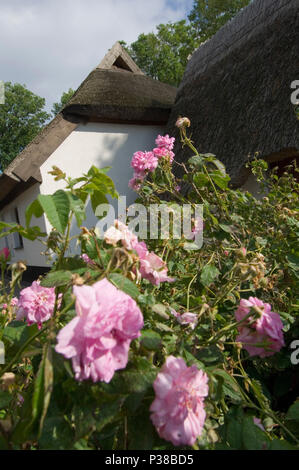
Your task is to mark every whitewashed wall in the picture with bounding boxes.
[1,122,165,267]
[0,183,48,266]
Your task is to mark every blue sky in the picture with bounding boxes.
[0,0,192,112]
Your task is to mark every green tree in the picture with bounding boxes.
[0,82,50,170]
[189,0,251,40]
[51,88,75,117]
[124,20,199,87]
[122,0,251,86]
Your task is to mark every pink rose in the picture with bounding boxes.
[150,356,208,446]
[170,309,198,330]
[55,279,143,383]
[104,226,124,246]
[16,280,57,329]
[134,243,175,286]
[131,151,158,173]
[155,134,175,151]
[0,247,10,262]
[235,297,284,357]
[153,147,175,163]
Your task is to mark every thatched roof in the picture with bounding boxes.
[63,68,177,124]
[0,43,177,209]
[166,0,299,186]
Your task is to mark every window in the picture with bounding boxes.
[12,208,23,249]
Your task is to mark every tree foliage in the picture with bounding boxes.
[51,88,75,117]
[0,82,50,171]
[122,0,251,86]
[189,0,251,40]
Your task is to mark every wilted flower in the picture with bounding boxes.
[16,280,57,329]
[131,151,158,173]
[150,356,208,446]
[55,279,144,383]
[175,117,191,128]
[235,297,284,358]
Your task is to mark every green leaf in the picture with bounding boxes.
[31,345,54,438]
[224,407,244,449]
[200,264,220,287]
[38,190,70,233]
[286,400,299,421]
[242,416,270,450]
[39,416,74,449]
[212,369,243,404]
[40,270,72,287]
[2,321,39,358]
[128,410,154,450]
[108,273,140,300]
[0,391,12,409]
[95,398,123,432]
[210,171,230,190]
[188,155,205,168]
[219,223,234,233]
[140,330,162,351]
[194,172,209,188]
[196,346,223,365]
[269,439,296,450]
[90,190,109,214]
[67,193,86,227]
[25,199,44,227]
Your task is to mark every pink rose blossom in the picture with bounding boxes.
[55,278,144,383]
[16,281,56,329]
[11,297,18,307]
[114,220,139,250]
[153,147,175,163]
[104,221,139,251]
[129,177,142,191]
[170,309,198,330]
[131,151,158,173]
[150,356,208,446]
[0,247,10,262]
[235,297,284,358]
[155,134,175,151]
[134,243,175,286]
[104,226,124,246]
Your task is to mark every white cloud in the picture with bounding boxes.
[0,0,192,111]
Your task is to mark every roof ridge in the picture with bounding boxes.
[96,41,144,75]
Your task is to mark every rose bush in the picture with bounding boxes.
[0,120,298,450]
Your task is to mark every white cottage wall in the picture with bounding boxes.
[0,183,48,267]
